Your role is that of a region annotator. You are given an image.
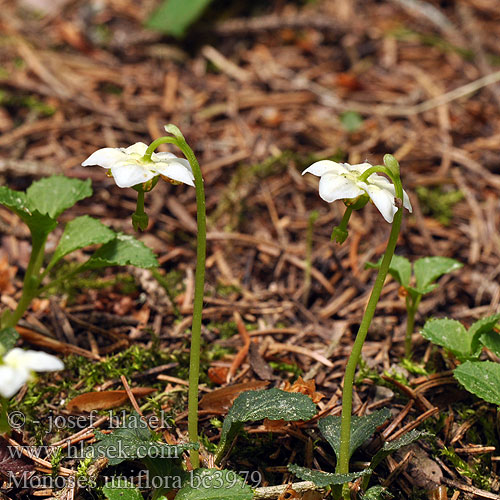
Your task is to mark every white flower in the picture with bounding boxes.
[302,160,412,223]
[82,142,195,188]
[0,348,64,398]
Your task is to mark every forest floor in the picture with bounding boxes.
[1,0,500,499]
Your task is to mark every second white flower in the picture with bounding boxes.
[302,160,412,223]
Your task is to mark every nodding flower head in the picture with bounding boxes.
[82,142,195,189]
[302,160,412,223]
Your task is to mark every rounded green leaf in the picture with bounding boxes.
[26,176,92,219]
[147,0,213,38]
[226,388,317,423]
[87,412,196,466]
[216,388,317,462]
[288,464,370,487]
[366,255,411,288]
[370,429,430,470]
[49,216,116,267]
[102,479,143,500]
[83,234,158,269]
[480,331,500,357]
[454,361,500,405]
[176,469,253,500]
[421,318,472,361]
[0,185,57,242]
[414,257,462,292]
[318,408,391,459]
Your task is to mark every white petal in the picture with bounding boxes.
[402,189,412,212]
[154,155,193,173]
[318,173,363,203]
[19,350,64,372]
[369,177,412,213]
[82,148,126,168]
[3,348,63,372]
[364,184,398,223]
[302,160,349,177]
[0,365,29,398]
[347,162,373,174]
[154,161,195,187]
[110,163,157,188]
[123,142,149,156]
[152,151,179,161]
[367,173,392,187]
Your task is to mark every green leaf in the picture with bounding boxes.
[407,283,438,299]
[87,412,197,466]
[480,331,500,357]
[216,388,316,462]
[454,361,500,405]
[318,408,391,460]
[176,469,254,500]
[0,185,57,243]
[287,464,370,487]
[361,486,393,499]
[0,327,19,355]
[339,111,364,133]
[469,314,500,354]
[421,318,474,361]
[0,186,31,218]
[414,257,462,293]
[83,234,158,270]
[370,429,430,470]
[366,255,411,288]
[26,176,92,219]
[102,478,143,500]
[49,216,116,268]
[146,0,213,38]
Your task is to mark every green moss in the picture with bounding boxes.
[400,358,428,376]
[0,89,56,116]
[355,358,381,384]
[416,186,463,225]
[207,320,237,339]
[440,447,490,489]
[215,283,241,297]
[66,344,175,392]
[46,263,138,301]
[269,361,302,376]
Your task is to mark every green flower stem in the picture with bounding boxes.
[336,169,404,497]
[132,187,149,231]
[358,165,393,183]
[405,295,421,358]
[2,234,47,329]
[143,130,206,469]
[136,188,145,214]
[0,397,8,433]
[338,205,353,232]
[143,138,171,161]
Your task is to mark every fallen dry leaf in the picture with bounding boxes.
[278,484,301,500]
[66,388,156,412]
[0,256,17,295]
[282,376,325,404]
[199,381,269,412]
[208,366,229,385]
